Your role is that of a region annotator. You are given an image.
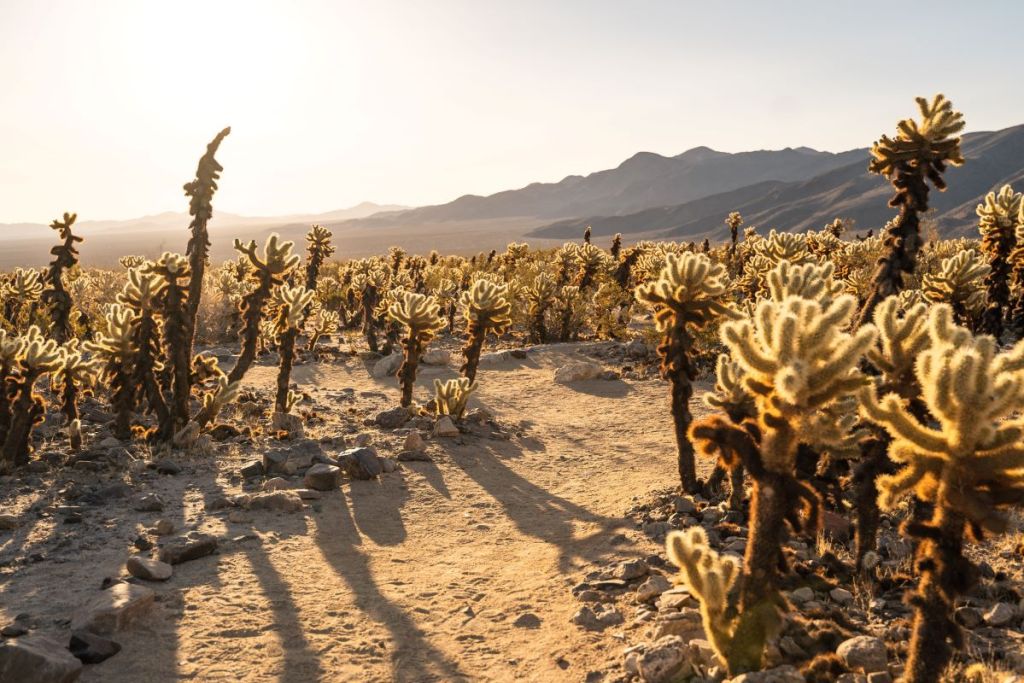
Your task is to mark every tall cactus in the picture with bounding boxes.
[859,304,1024,683]
[977,185,1021,337]
[41,213,82,344]
[86,305,138,440]
[460,280,512,383]
[148,253,192,433]
[856,95,965,327]
[53,340,98,452]
[118,267,172,439]
[636,252,734,493]
[1,327,62,469]
[388,292,445,406]
[272,284,315,414]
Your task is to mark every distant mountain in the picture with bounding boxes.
[529,125,1024,241]
[340,146,863,230]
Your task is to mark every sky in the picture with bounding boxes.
[2,0,1022,223]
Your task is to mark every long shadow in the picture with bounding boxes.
[313,492,468,682]
[442,439,636,573]
[347,472,410,547]
[559,378,634,398]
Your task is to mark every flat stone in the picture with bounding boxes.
[0,634,83,683]
[126,556,172,581]
[571,604,623,631]
[371,353,402,378]
[71,583,155,635]
[432,416,459,437]
[0,514,19,531]
[636,574,672,603]
[263,450,295,476]
[263,477,293,491]
[303,464,340,491]
[152,519,174,536]
[131,493,164,513]
[955,606,983,629]
[613,559,649,581]
[397,450,432,462]
[247,491,303,513]
[240,460,264,478]
[68,630,121,664]
[295,489,322,500]
[375,406,412,429]
[157,533,218,565]
[830,587,854,605]
[153,459,181,475]
[837,635,888,674]
[421,349,450,365]
[339,447,383,480]
[512,613,541,629]
[553,360,603,383]
[789,586,815,604]
[672,496,696,514]
[638,635,689,683]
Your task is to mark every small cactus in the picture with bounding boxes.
[433,377,477,418]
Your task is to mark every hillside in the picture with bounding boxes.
[529,125,1024,241]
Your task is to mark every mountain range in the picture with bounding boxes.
[3,124,1022,269]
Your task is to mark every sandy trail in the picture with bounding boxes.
[1,343,699,682]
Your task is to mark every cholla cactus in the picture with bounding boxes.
[3,268,43,326]
[976,185,1021,336]
[573,242,609,291]
[306,306,339,352]
[859,304,1024,682]
[118,267,173,439]
[737,230,814,298]
[460,280,512,383]
[922,249,989,326]
[272,284,315,414]
[53,340,98,451]
[119,255,146,269]
[704,354,755,509]
[229,234,300,384]
[857,95,965,327]
[357,265,388,353]
[765,260,842,305]
[303,225,334,322]
[184,127,230,355]
[0,331,23,446]
[526,273,557,343]
[86,304,137,439]
[388,292,445,406]
[666,527,774,675]
[635,252,734,493]
[41,212,82,343]
[187,375,241,435]
[1,327,62,469]
[147,252,192,434]
[433,377,477,418]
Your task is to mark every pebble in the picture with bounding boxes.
[837,635,888,674]
[830,587,854,605]
[69,630,122,664]
[157,533,218,565]
[126,556,173,581]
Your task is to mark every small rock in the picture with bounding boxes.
[339,447,383,480]
[263,477,293,491]
[263,450,295,476]
[303,464,340,491]
[672,496,696,514]
[613,559,649,581]
[271,411,304,437]
[375,406,412,429]
[380,458,398,473]
[153,459,181,475]
[433,416,459,437]
[68,630,122,664]
[295,489,322,500]
[1,622,28,638]
[71,583,155,635]
[0,634,83,683]
[397,450,432,462]
[636,574,672,603]
[955,605,983,629]
[790,587,815,604]
[637,635,689,683]
[985,602,1017,627]
[239,461,264,479]
[247,491,304,513]
[421,349,450,366]
[837,635,888,674]
[571,604,623,631]
[0,514,18,531]
[157,533,218,565]
[131,493,164,513]
[403,432,426,451]
[553,360,603,383]
[512,613,541,629]
[227,510,252,524]
[830,587,854,605]
[152,519,174,536]
[478,350,511,366]
[126,556,172,581]
[371,353,402,378]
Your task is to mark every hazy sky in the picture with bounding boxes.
[2,0,1022,223]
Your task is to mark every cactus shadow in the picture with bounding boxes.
[558,378,633,398]
[346,473,411,546]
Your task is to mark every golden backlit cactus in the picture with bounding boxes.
[230,234,300,385]
[526,273,557,343]
[737,229,814,298]
[573,242,609,291]
[433,377,477,418]
[119,265,172,440]
[86,304,138,439]
[857,95,965,327]
[186,375,241,440]
[2,268,43,326]
[859,304,1024,683]
[726,211,743,263]
[977,185,1021,336]
[306,306,339,352]
[0,330,24,447]
[921,248,989,325]
[1,326,62,469]
[388,291,445,406]
[53,340,98,451]
[703,354,755,509]
[119,255,146,269]
[764,259,842,305]
[147,252,193,434]
[459,280,512,383]
[41,212,82,343]
[303,225,335,321]
[636,252,734,492]
[666,527,776,675]
[271,284,316,414]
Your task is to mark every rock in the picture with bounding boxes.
[651,608,705,640]
[637,635,690,683]
[371,353,402,378]
[247,491,303,513]
[837,635,888,674]
[0,634,83,683]
[571,604,623,631]
[380,458,398,473]
[421,349,450,365]
[304,463,340,491]
[153,459,181,475]
[553,360,603,383]
[126,556,172,581]
[626,338,651,359]
[209,423,242,441]
[263,450,295,476]
[205,495,234,511]
[227,510,252,524]
[985,602,1017,627]
[830,587,854,605]
[271,411,304,437]
[240,460,264,479]
[263,477,293,491]
[68,631,122,664]
[464,407,493,423]
[98,437,121,449]
[730,665,804,682]
[131,493,164,513]
[512,613,541,629]
[295,489,322,500]
[955,605,983,629]
[613,559,649,581]
[867,673,892,683]
[403,432,426,451]
[339,447,383,480]
[636,574,672,603]
[375,406,412,429]
[152,519,174,536]
[789,587,815,604]
[397,450,432,462]
[478,350,511,366]
[433,416,459,437]
[352,433,372,447]
[672,496,697,514]
[1,623,28,638]
[0,514,18,531]
[71,583,155,635]
[157,533,218,565]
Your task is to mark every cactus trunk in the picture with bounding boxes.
[1,369,43,468]
[60,369,81,451]
[461,326,485,384]
[274,327,298,413]
[398,331,422,407]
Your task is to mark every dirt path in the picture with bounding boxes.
[1,342,705,682]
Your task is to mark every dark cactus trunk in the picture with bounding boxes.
[275,327,298,413]
[461,325,486,384]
